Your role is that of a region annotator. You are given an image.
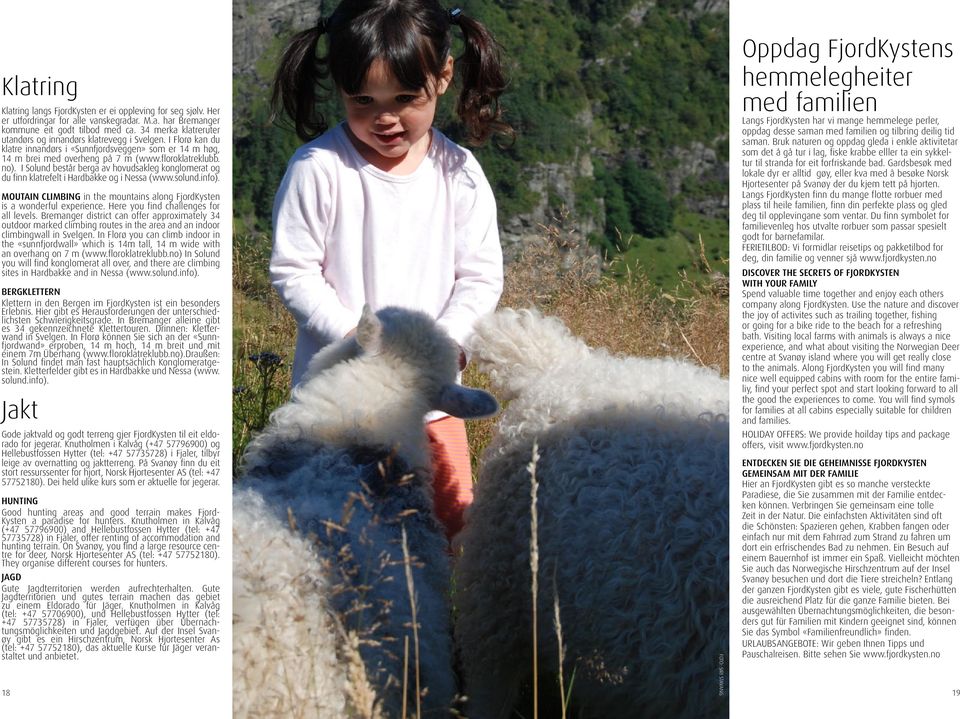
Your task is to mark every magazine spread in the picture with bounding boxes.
[1,0,958,717]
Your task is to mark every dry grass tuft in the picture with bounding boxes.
[340,628,384,719]
[400,525,422,719]
[553,571,568,719]
[528,442,541,719]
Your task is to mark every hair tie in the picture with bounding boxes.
[448,7,463,25]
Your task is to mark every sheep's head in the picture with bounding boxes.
[306,305,499,420]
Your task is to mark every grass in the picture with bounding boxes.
[232,235,296,471]
[609,209,728,289]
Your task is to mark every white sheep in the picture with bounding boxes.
[234,305,498,718]
[233,489,364,718]
[454,308,728,719]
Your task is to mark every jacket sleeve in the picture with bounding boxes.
[435,158,504,349]
[270,153,356,342]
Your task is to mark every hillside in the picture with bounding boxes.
[232,0,729,285]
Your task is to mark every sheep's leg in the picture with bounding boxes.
[416,633,457,714]
[464,663,524,719]
[456,594,528,718]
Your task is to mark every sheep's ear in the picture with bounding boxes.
[356,305,383,353]
[436,384,499,419]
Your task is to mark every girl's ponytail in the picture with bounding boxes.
[451,9,513,145]
[271,24,329,142]
[270,2,513,146]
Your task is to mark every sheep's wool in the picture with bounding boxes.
[234,306,497,718]
[456,309,729,719]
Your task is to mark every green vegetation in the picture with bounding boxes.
[594,165,674,259]
[612,210,728,288]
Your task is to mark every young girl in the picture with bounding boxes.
[270,0,511,538]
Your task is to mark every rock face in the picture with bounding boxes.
[666,140,730,215]
[694,0,729,13]
[232,0,316,77]
[501,151,600,260]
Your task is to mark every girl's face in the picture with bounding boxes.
[341,57,453,173]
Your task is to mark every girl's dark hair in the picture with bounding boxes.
[271,0,511,144]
